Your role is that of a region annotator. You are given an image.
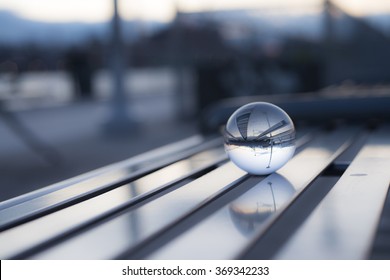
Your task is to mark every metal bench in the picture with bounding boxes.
[1,92,390,260]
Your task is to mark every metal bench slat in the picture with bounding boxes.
[29,162,249,259]
[0,147,226,259]
[0,135,204,210]
[275,127,390,259]
[0,136,222,230]
[144,127,357,259]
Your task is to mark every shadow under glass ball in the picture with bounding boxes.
[224,102,295,175]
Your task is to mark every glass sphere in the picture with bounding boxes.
[224,102,295,175]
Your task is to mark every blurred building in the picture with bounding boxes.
[130,1,390,101]
[323,0,390,85]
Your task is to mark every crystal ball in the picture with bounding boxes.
[224,102,295,175]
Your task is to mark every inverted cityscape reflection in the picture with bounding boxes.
[229,173,295,236]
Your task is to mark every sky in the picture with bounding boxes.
[0,0,389,23]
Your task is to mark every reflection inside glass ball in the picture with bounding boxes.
[224,102,295,175]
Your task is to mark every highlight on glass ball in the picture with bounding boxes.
[224,102,295,175]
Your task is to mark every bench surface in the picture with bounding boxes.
[0,119,389,260]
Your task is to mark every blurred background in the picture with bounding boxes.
[1,0,390,202]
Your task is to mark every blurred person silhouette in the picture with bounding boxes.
[0,60,20,96]
[65,46,94,100]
